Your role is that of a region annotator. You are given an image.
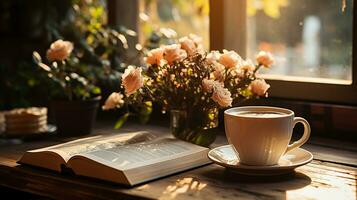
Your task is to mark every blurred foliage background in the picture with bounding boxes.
[139,0,209,49]
[0,0,135,110]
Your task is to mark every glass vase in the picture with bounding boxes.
[170,108,219,147]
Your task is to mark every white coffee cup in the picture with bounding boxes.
[224,106,310,166]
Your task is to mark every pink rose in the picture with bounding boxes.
[212,62,226,82]
[219,50,242,69]
[163,44,187,64]
[179,34,204,56]
[189,34,204,53]
[206,51,221,64]
[122,66,144,96]
[179,36,197,55]
[46,39,74,61]
[256,51,274,68]
[202,78,222,93]
[211,84,232,107]
[102,92,124,110]
[250,79,270,96]
[145,48,164,65]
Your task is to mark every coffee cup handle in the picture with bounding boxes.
[285,117,311,153]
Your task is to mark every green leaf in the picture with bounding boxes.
[114,113,130,129]
[91,86,101,95]
[28,79,36,87]
[139,101,153,124]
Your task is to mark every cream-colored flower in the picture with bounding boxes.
[212,62,226,82]
[163,44,187,64]
[102,92,124,110]
[46,39,74,61]
[202,78,222,93]
[206,51,221,64]
[211,84,232,107]
[229,68,244,78]
[145,47,164,65]
[122,66,144,96]
[188,33,203,45]
[250,79,270,96]
[256,51,274,68]
[219,50,242,69]
[189,34,204,53]
[238,59,256,72]
[179,36,197,55]
[159,28,177,38]
[179,34,204,55]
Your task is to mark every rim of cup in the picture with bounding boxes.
[224,106,294,118]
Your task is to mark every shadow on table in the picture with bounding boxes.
[199,167,312,199]
[202,167,311,184]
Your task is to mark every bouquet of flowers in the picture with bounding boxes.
[103,34,273,146]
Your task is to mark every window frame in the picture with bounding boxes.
[210,0,357,105]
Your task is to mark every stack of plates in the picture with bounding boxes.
[4,107,48,135]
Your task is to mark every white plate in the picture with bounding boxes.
[208,145,313,176]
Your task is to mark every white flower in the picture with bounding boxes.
[102,92,124,110]
[46,39,73,61]
[122,66,144,96]
[206,51,221,64]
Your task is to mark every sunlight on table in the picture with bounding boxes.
[162,177,207,199]
[287,166,356,200]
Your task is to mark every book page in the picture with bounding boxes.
[31,131,156,162]
[78,138,207,170]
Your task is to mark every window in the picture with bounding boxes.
[211,0,357,104]
[247,0,353,84]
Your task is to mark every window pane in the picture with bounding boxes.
[247,0,353,83]
[139,0,209,48]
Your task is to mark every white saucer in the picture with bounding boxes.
[208,145,313,176]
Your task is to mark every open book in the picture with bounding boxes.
[18,131,211,186]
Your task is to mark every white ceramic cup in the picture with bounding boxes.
[224,106,310,166]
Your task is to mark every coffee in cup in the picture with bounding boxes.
[224,106,310,166]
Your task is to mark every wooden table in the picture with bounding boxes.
[0,123,356,200]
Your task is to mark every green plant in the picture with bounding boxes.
[0,0,138,108]
[33,40,101,101]
[44,0,139,95]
